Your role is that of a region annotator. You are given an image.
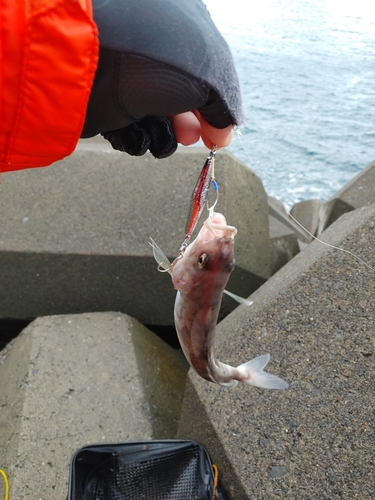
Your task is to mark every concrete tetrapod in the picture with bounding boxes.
[317,158,375,234]
[0,312,188,499]
[0,145,270,327]
[178,204,375,499]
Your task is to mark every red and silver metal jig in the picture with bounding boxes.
[178,146,219,254]
[149,146,219,272]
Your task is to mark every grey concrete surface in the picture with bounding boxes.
[268,196,310,243]
[269,216,300,275]
[0,146,270,326]
[290,199,323,241]
[316,197,354,236]
[317,158,375,234]
[268,196,287,215]
[178,204,375,499]
[0,312,188,499]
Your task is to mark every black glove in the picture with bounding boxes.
[82,0,244,159]
[102,116,177,159]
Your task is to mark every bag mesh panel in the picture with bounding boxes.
[89,445,202,500]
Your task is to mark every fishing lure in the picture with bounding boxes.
[178,146,218,254]
[150,147,219,273]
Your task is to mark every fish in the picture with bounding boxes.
[150,208,288,389]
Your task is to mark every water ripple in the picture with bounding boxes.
[205,0,375,209]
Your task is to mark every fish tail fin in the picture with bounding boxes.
[237,353,288,390]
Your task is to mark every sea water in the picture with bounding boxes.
[204,0,375,210]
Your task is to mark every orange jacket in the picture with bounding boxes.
[0,0,99,172]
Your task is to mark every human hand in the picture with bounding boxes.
[171,112,233,150]
[83,0,242,158]
[101,111,234,158]
[101,113,233,159]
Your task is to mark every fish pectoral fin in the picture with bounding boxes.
[237,353,288,390]
[224,289,253,306]
[218,379,239,388]
[149,238,172,273]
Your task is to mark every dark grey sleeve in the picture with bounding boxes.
[81,0,243,158]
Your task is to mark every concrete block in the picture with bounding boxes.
[268,195,287,215]
[178,204,375,499]
[268,196,310,243]
[290,198,324,241]
[0,145,270,326]
[317,197,354,236]
[0,312,188,499]
[317,158,375,234]
[269,215,300,275]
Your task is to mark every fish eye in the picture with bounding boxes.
[198,253,208,269]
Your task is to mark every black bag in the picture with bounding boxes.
[68,439,229,500]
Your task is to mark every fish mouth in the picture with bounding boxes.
[203,212,237,240]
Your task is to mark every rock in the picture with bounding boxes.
[317,158,375,234]
[269,466,288,478]
[0,144,270,326]
[269,215,300,275]
[178,204,375,499]
[0,312,188,499]
[290,199,324,241]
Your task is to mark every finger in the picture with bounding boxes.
[170,112,201,146]
[197,113,233,149]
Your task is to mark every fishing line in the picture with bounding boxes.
[235,127,375,273]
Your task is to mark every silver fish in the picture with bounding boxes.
[150,209,288,389]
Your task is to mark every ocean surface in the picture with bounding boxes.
[204,0,375,210]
